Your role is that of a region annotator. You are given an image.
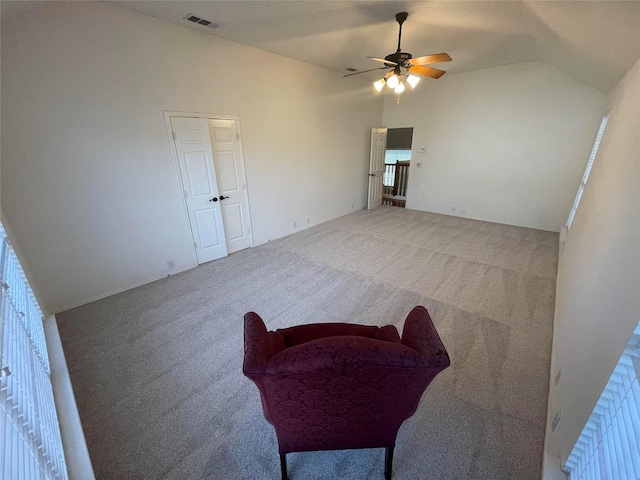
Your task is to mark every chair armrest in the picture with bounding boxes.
[243,312,285,375]
[401,306,450,368]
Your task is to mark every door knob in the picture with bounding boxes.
[369,173,376,177]
[209,197,218,202]
[219,195,229,200]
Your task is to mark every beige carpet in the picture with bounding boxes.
[57,206,558,479]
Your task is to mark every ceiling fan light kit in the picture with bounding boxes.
[373,79,386,92]
[386,73,399,89]
[407,75,420,88]
[345,12,451,97]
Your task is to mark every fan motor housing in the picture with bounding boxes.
[384,51,413,66]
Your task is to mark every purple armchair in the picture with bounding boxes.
[243,306,450,480]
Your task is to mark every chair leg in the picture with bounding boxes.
[280,453,288,480]
[384,446,394,480]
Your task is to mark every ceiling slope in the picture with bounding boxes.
[6,1,639,91]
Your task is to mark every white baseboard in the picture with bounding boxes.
[52,264,196,314]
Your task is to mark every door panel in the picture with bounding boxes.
[171,117,228,264]
[223,203,245,240]
[368,128,387,209]
[213,128,233,143]
[217,152,239,191]
[184,152,215,196]
[194,208,222,248]
[209,119,252,254]
[179,126,206,143]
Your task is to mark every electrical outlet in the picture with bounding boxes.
[351,203,354,210]
[451,207,456,213]
[306,218,311,225]
[167,260,176,270]
[293,221,298,229]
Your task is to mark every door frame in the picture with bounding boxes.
[163,111,254,264]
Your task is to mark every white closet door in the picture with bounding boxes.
[171,117,228,264]
[208,119,252,254]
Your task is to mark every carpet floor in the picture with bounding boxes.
[57,206,558,480]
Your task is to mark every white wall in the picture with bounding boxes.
[382,61,606,232]
[545,58,640,465]
[1,2,382,313]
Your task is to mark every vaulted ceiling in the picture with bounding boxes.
[106,1,640,92]
[3,1,638,92]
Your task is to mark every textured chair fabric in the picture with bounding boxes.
[243,306,450,478]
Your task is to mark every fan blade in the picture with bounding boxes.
[408,65,446,79]
[368,56,397,66]
[408,53,452,66]
[384,70,395,80]
[343,66,389,77]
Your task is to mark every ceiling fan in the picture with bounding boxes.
[345,12,452,94]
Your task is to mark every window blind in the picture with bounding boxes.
[564,321,640,480]
[0,223,68,479]
[567,115,609,229]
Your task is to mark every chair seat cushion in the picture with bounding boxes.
[277,322,400,347]
[266,335,424,375]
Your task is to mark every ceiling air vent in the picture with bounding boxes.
[184,14,222,29]
[346,68,358,72]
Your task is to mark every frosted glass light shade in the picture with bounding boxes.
[386,74,399,89]
[407,75,420,88]
[394,81,405,94]
[373,79,386,92]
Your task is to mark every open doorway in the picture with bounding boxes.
[383,127,413,208]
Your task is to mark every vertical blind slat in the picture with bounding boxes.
[565,319,640,480]
[619,372,640,477]
[0,223,68,479]
[567,115,609,229]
